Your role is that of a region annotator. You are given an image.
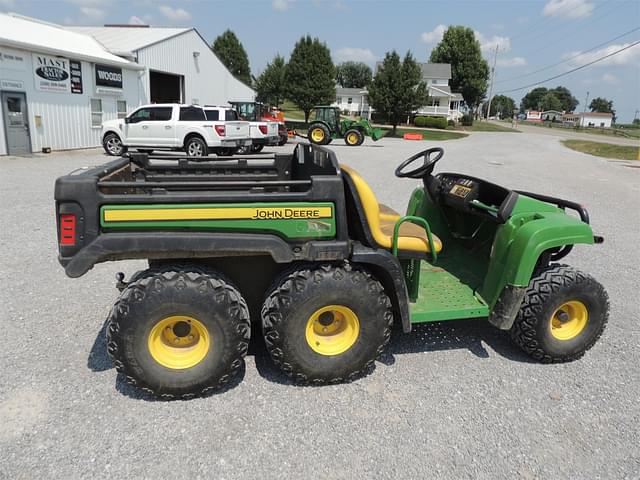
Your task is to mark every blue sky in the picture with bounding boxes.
[2,0,639,121]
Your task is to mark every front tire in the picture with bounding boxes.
[344,129,363,146]
[261,263,393,384]
[103,133,127,156]
[106,266,250,399]
[510,264,609,363]
[185,136,208,157]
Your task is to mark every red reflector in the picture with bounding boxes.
[258,124,268,135]
[215,125,226,137]
[60,214,76,245]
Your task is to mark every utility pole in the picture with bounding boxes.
[581,91,589,128]
[485,44,499,121]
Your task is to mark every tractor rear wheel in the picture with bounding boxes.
[261,263,393,384]
[344,129,363,146]
[510,264,609,363]
[106,265,251,399]
[308,123,331,145]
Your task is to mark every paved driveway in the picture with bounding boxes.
[1,133,638,479]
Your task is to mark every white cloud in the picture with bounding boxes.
[0,0,16,8]
[543,0,594,19]
[475,31,511,54]
[158,5,191,21]
[79,6,105,19]
[420,24,447,44]
[602,73,619,84]
[272,0,294,11]
[312,0,346,9]
[128,15,146,25]
[335,47,376,64]
[497,57,527,67]
[64,0,113,21]
[563,43,640,67]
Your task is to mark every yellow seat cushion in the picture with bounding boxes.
[341,165,442,254]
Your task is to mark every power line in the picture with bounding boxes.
[496,26,640,84]
[495,40,640,94]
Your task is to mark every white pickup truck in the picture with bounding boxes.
[207,104,279,154]
[101,104,251,157]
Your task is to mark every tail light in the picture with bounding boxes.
[215,125,226,137]
[258,124,268,135]
[60,214,76,245]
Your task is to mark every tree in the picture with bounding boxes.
[550,86,578,112]
[368,50,428,135]
[429,26,489,117]
[285,36,336,122]
[633,118,640,126]
[589,97,614,113]
[483,94,516,118]
[255,55,287,107]
[520,87,548,112]
[212,30,252,85]
[336,62,372,88]
[540,92,562,111]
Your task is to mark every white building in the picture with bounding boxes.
[415,63,463,121]
[333,87,371,119]
[0,13,255,155]
[575,112,613,128]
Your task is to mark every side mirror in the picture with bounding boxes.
[124,116,131,124]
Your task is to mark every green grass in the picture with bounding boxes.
[465,121,520,133]
[562,140,639,161]
[280,100,305,120]
[523,120,640,139]
[381,127,468,141]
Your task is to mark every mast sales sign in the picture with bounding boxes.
[33,54,70,92]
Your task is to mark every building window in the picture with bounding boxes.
[347,97,353,104]
[117,100,127,119]
[337,97,341,104]
[90,99,102,127]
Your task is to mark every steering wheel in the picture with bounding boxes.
[395,147,444,179]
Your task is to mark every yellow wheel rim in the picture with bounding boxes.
[347,132,359,145]
[311,128,325,143]
[550,300,589,340]
[305,305,360,356]
[147,315,210,369]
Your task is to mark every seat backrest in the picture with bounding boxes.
[340,165,381,227]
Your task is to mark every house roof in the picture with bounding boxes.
[0,13,139,68]
[68,25,191,56]
[577,112,613,117]
[336,87,367,96]
[420,63,451,79]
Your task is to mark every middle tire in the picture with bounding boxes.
[261,263,393,384]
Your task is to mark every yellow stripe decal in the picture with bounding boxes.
[104,206,334,222]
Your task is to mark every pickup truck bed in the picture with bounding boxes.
[55,145,350,278]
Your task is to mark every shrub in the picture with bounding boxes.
[414,116,426,127]
[461,114,473,126]
[423,117,448,129]
[447,119,455,127]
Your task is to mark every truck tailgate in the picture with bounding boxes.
[224,121,250,140]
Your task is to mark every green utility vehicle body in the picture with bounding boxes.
[56,145,599,333]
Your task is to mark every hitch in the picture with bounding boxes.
[115,272,128,291]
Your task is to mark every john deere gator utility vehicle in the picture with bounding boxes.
[305,106,383,146]
[54,145,608,399]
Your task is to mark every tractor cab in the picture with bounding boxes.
[312,106,341,131]
[229,101,264,122]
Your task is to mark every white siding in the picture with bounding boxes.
[136,30,254,106]
[1,46,139,154]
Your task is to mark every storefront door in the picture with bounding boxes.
[1,92,31,155]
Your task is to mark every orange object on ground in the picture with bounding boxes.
[403,133,423,140]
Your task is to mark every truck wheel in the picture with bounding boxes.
[250,144,264,153]
[308,124,331,145]
[344,129,363,146]
[278,134,288,146]
[185,136,208,157]
[106,266,250,399]
[261,263,393,384]
[103,133,127,156]
[510,264,609,363]
[216,147,237,156]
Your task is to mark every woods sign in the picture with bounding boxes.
[33,54,70,92]
[95,64,123,89]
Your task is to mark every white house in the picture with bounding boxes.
[416,63,463,121]
[525,110,542,122]
[333,87,371,119]
[0,13,255,155]
[575,112,613,128]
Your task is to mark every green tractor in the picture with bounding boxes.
[307,106,383,146]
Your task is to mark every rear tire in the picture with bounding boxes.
[185,136,208,157]
[261,263,393,384]
[308,123,331,145]
[510,264,609,363]
[103,132,127,156]
[106,265,250,399]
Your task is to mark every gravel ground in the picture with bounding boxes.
[1,134,638,479]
